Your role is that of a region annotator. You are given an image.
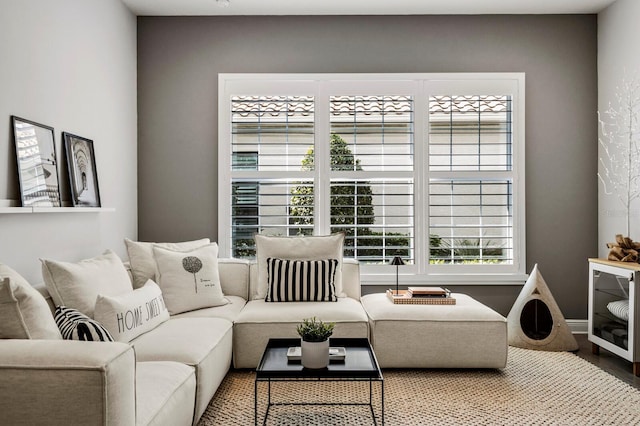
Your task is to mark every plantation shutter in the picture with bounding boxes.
[428,95,514,264]
[329,95,415,263]
[230,95,315,257]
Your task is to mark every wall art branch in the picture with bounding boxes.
[598,73,640,237]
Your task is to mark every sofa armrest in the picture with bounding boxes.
[0,340,136,426]
[219,258,250,299]
[342,258,361,300]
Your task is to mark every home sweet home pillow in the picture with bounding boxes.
[152,243,227,315]
[94,280,169,342]
[254,233,345,300]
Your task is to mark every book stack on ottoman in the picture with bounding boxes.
[386,286,456,305]
[361,291,507,369]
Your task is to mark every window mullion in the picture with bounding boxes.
[315,82,331,235]
[218,91,232,256]
[415,81,427,275]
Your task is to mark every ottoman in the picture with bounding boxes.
[361,293,508,369]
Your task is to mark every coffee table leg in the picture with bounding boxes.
[254,379,258,426]
[369,379,384,426]
[368,380,379,426]
[381,379,385,425]
[264,379,272,425]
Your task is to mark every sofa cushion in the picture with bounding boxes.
[361,292,507,368]
[41,250,132,318]
[362,292,507,322]
[94,280,169,343]
[265,258,338,302]
[136,361,195,426]
[131,317,233,424]
[237,297,368,324]
[54,306,114,342]
[153,244,228,315]
[125,237,211,289]
[233,297,369,368]
[0,264,61,340]
[170,295,246,323]
[254,233,345,300]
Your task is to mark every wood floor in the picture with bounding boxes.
[573,333,640,390]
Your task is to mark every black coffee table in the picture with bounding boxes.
[255,337,384,425]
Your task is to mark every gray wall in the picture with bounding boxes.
[137,15,598,318]
[598,0,640,254]
[0,0,137,284]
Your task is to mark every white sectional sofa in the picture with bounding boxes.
[0,237,507,426]
[0,255,368,426]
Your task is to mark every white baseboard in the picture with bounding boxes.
[566,319,588,334]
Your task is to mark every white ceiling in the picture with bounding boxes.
[121,0,618,16]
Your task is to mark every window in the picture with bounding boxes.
[219,74,525,284]
[428,95,514,265]
[328,95,414,263]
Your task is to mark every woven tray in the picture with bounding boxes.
[386,289,456,305]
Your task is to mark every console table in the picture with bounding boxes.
[588,258,640,376]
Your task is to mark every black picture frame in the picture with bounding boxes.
[63,132,101,207]
[11,116,62,207]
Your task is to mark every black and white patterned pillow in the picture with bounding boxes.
[54,306,114,342]
[265,258,338,302]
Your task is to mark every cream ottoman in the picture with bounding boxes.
[361,293,507,369]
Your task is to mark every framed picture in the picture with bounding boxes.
[63,132,101,207]
[11,116,61,207]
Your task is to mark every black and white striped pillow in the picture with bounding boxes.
[54,306,114,342]
[266,258,338,302]
[607,299,629,322]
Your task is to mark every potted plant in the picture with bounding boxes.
[296,317,335,369]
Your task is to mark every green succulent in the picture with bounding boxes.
[296,317,335,342]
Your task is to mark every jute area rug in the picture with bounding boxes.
[198,347,640,425]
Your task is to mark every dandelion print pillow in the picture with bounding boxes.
[152,243,228,314]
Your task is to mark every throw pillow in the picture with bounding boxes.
[125,238,211,288]
[265,258,338,302]
[152,243,227,315]
[54,306,114,342]
[607,299,629,322]
[41,250,132,318]
[94,280,169,342]
[254,233,345,300]
[0,272,61,340]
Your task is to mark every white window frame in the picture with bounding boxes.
[218,73,526,285]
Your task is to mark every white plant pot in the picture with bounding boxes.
[301,339,330,369]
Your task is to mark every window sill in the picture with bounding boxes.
[361,273,528,287]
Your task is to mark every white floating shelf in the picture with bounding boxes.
[0,207,31,214]
[0,201,115,214]
[31,207,116,213]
